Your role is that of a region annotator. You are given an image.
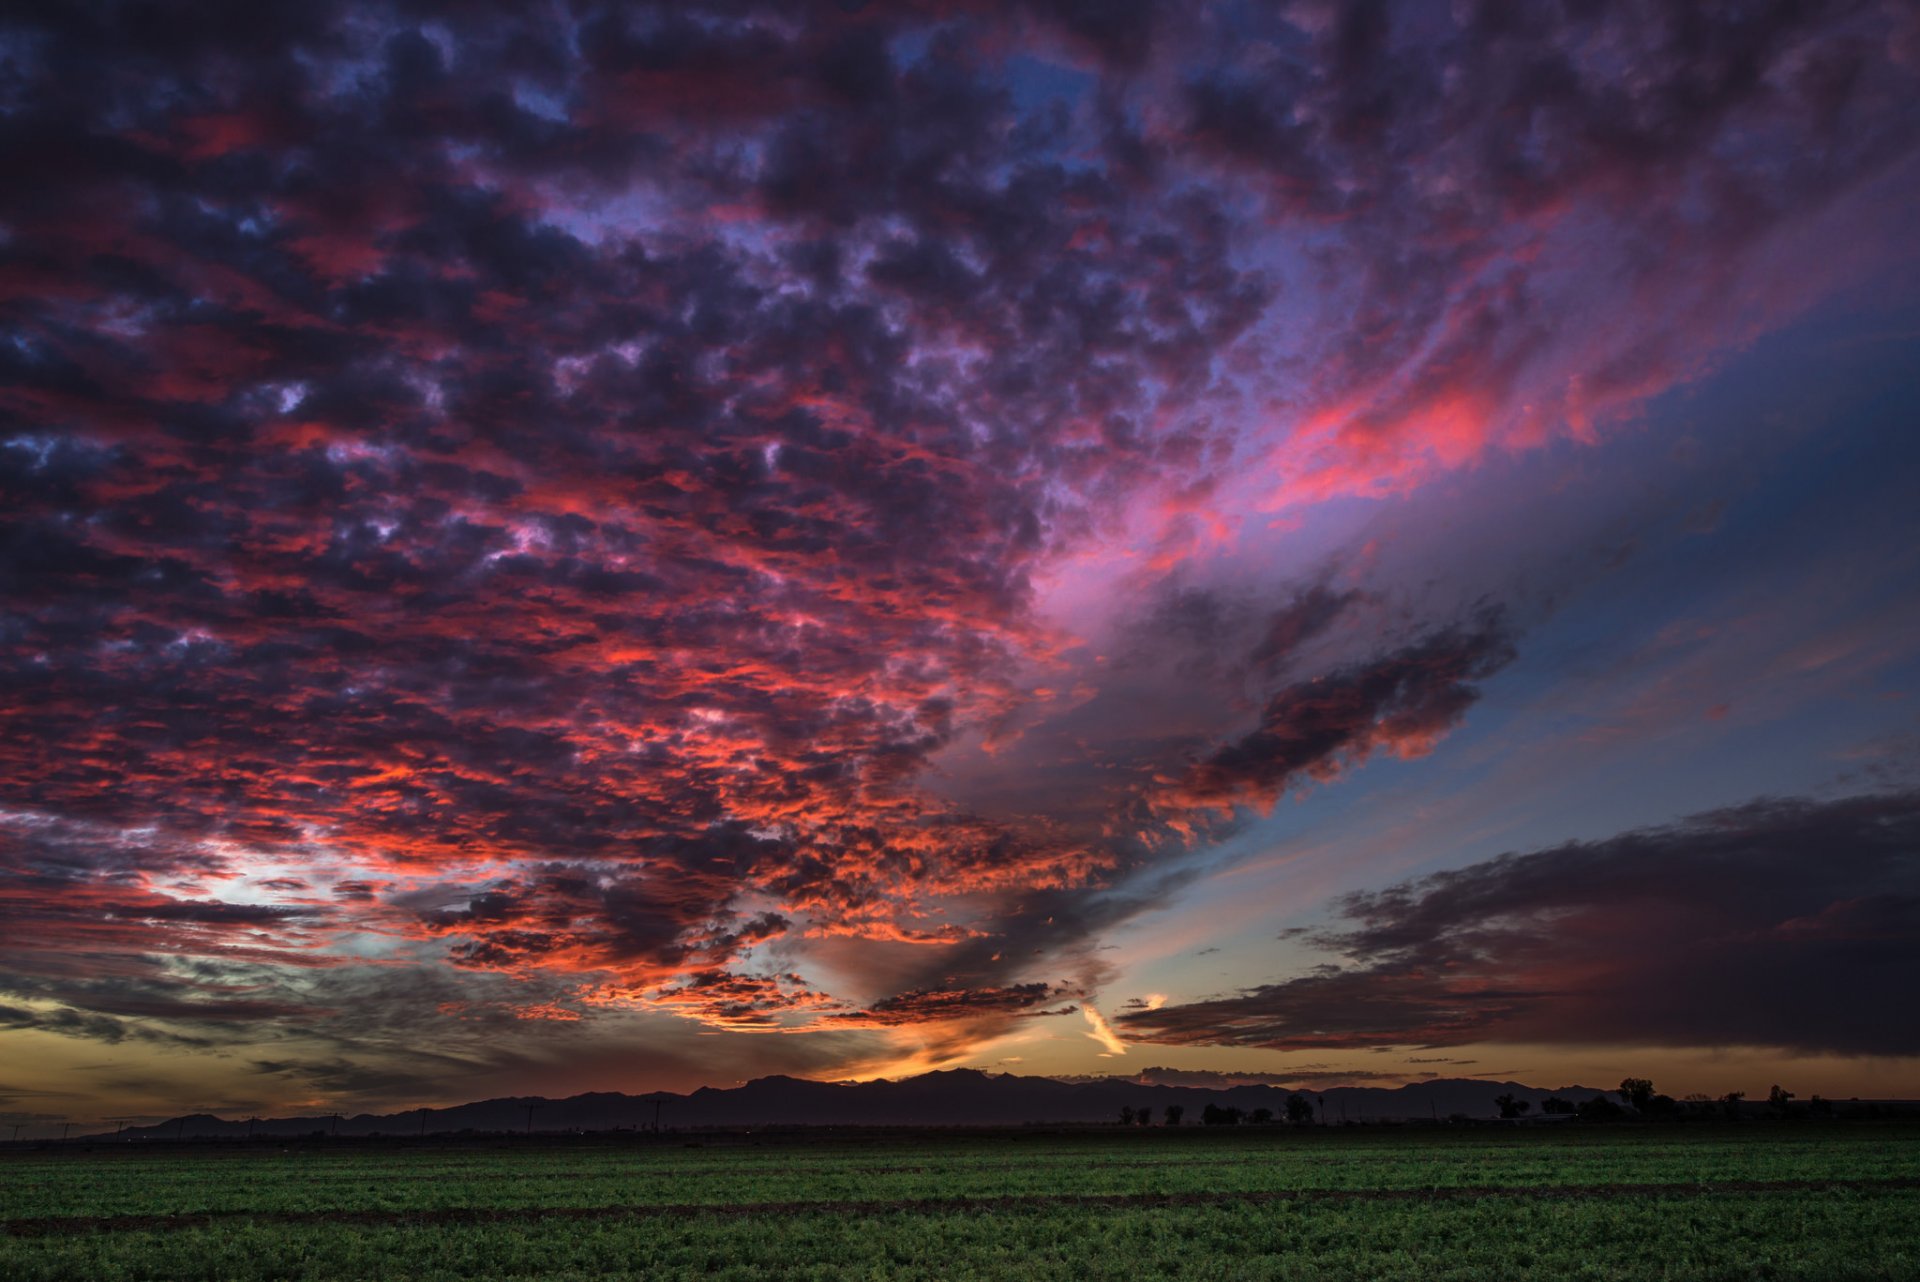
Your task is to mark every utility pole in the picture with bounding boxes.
[525,1104,538,1136]
[60,1122,73,1143]
[418,1110,428,1138]
[10,1122,22,1142]
[330,1113,340,1138]
[651,1097,663,1134]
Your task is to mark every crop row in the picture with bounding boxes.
[3,1188,1916,1281]
[5,1128,1917,1220]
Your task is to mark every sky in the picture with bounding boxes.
[3,1,1919,1130]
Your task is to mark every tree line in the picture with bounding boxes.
[1499,1078,1837,1121]
[1116,1094,1318,1126]
[1118,1078,1847,1126]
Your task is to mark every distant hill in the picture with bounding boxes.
[104,1072,1617,1140]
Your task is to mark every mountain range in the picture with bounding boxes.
[104,1071,1615,1139]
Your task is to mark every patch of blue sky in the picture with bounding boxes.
[1179,293,1920,917]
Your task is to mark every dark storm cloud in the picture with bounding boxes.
[0,0,1914,1070]
[1122,790,1920,1056]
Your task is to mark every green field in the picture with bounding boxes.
[4,1125,1918,1280]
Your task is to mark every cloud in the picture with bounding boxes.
[1148,610,1517,821]
[836,983,1070,1028]
[1122,789,1920,1056]
[0,1002,215,1049]
[1082,1001,1128,1055]
[0,0,1914,1099]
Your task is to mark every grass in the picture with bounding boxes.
[4,1124,1917,1280]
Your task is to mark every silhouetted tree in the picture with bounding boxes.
[1720,1091,1744,1119]
[1201,1103,1243,1126]
[1285,1093,1315,1125]
[1540,1097,1576,1115]
[1136,1106,1154,1126]
[1768,1084,1795,1115]
[1248,1107,1274,1125]
[1618,1078,1656,1111]
[1164,1104,1183,1126]
[1119,1106,1136,1126]
[1808,1095,1832,1117]
[1578,1095,1624,1120]
[1494,1093,1531,1119]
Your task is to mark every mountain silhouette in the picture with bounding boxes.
[103,1072,1617,1140]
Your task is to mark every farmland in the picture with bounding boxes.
[4,1124,1918,1280]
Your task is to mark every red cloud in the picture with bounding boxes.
[1,0,1913,1075]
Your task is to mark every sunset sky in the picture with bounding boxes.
[4,1,1920,1129]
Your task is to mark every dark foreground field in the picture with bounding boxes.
[4,1124,1918,1280]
